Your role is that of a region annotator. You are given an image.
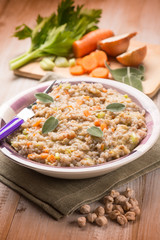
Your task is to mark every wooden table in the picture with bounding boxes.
[0,0,160,239]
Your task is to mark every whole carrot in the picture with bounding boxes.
[73,29,114,58]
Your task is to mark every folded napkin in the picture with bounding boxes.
[0,137,160,220]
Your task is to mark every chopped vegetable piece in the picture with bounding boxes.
[94,119,101,126]
[70,65,85,75]
[76,99,84,105]
[40,153,49,159]
[76,58,83,65]
[69,58,76,67]
[40,57,55,71]
[100,123,107,131]
[33,119,42,127]
[73,29,114,57]
[81,55,98,73]
[97,112,105,118]
[55,152,60,160]
[83,110,91,117]
[55,57,69,67]
[47,154,56,162]
[89,67,109,78]
[90,50,108,67]
[130,132,139,145]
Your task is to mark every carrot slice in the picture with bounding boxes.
[94,119,101,126]
[90,50,108,67]
[73,29,114,57]
[100,123,107,131]
[70,65,85,75]
[90,67,109,78]
[76,58,83,65]
[81,55,98,73]
[33,119,42,127]
[83,110,91,117]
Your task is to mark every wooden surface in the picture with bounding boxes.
[14,40,160,98]
[0,0,160,239]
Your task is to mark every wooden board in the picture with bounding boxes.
[14,40,160,98]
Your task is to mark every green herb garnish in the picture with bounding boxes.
[106,103,125,112]
[105,62,144,91]
[10,0,102,70]
[35,93,53,103]
[42,116,58,134]
[87,126,103,138]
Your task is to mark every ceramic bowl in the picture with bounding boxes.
[0,77,160,179]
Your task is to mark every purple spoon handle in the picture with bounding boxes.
[0,117,24,141]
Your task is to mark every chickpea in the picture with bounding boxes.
[109,210,121,220]
[117,214,128,226]
[79,204,91,214]
[110,190,120,198]
[87,213,97,223]
[113,205,124,214]
[125,211,136,221]
[94,206,105,216]
[105,202,113,213]
[115,195,127,204]
[103,195,114,204]
[123,187,134,198]
[95,216,108,227]
[77,217,86,227]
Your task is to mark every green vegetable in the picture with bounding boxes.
[105,62,144,91]
[55,57,69,67]
[10,0,102,70]
[106,103,125,112]
[97,111,105,118]
[42,116,58,134]
[130,132,139,145]
[40,57,55,71]
[35,93,53,103]
[87,126,103,138]
[55,153,60,159]
[69,58,76,66]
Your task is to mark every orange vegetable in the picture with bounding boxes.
[43,149,49,153]
[76,99,84,105]
[101,144,105,151]
[100,123,107,131]
[70,65,85,75]
[81,55,98,73]
[28,154,35,159]
[94,119,101,126]
[67,105,74,109]
[73,29,114,58]
[102,88,107,93]
[90,50,108,67]
[92,106,101,110]
[83,96,90,100]
[83,110,91,117]
[47,154,56,163]
[64,89,69,95]
[26,142,31,147]
[33,119,42,127]
[89,67,109,78]
[40,153,49,159]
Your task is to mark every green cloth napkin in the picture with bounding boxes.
[0,137,160,220]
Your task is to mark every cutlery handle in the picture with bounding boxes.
[0,117,24,141]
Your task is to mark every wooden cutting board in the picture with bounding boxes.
[14,40,160,98]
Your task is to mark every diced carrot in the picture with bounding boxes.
[83,96,90,100]
[47,154,56,163]
[56,95,60,98]
[111,127,115,132]
[26,142,31,147]
[43,149,49,153]
[73,29,114,58]
[28,154,35,159]
[67,105,74,109]
[94,119,101,126]
[90,50,108,67]
[101,144,105,151]
[33,119,42,127]
[33,105,37,110]
[40,153,49,159]
[100,123,107,131]
[83,110,91,117]
[81,55,98,73]
[76,99,84,105]
[90,67,109,78]
[92,106,101,110]
[102,88,108,93]
[70,65,85,75]
[76,58,83,65]
[64,89,69,95]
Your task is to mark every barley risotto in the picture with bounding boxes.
[8,82,147,167]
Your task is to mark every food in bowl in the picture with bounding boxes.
[8,82,147,167]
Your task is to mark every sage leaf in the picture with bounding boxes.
[42,116,58,134]
[105,62,144,91]
[87,126,103,138]
[106,103,125,112]
[35,93,53,103]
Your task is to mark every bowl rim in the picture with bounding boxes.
[0,77,160,175]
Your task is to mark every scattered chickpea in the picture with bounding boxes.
[94,206,105,216]
[95,216,108,227]
[130,206,141,216]
[122,201,132,211]
[117,214,128,226]
[125,211,136,221]
[79,204,91,214]
[77,217,86,227]
[103,195,114,204]
[123,187,134,198]
[110,190,120,198]
[115,195,127,204]
[129,198,139,207]
[105,202,113,213]
[87,213,97,223]
[109,210,121,220]
[113,205,124,214]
